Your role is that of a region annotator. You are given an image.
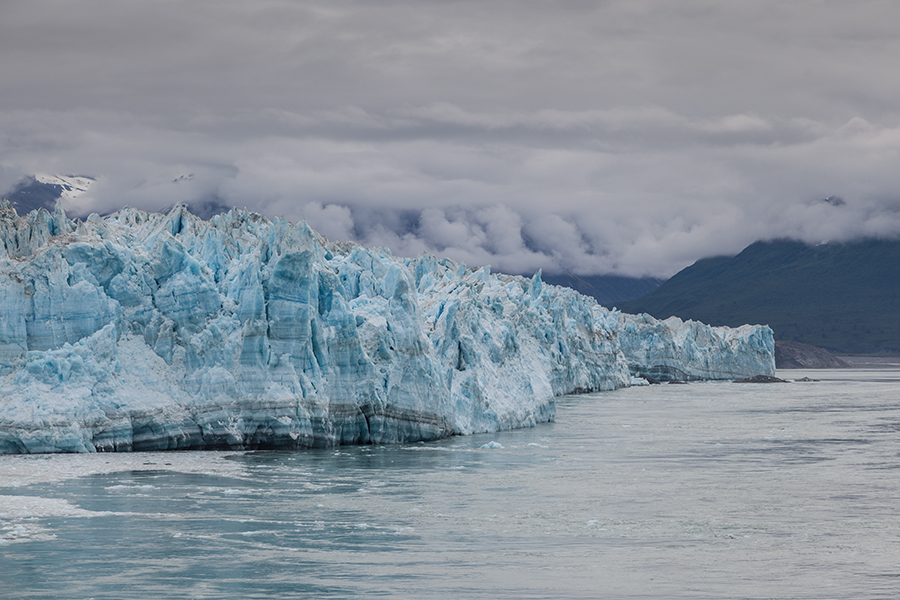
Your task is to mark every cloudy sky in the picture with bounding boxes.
[2,0,899,277]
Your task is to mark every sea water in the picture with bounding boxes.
[1,368,899,599]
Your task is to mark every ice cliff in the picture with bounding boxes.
[0,201,774,453]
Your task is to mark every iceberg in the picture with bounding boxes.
[0,201,774,453]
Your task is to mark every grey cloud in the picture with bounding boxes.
[2,1,900,277]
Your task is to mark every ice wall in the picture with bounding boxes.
[617,313,775,381]
[0,201,774,453]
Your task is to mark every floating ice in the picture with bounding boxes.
[0,201,774,453]
[480,441,504,449]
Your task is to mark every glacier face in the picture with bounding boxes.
[0,201,774,453]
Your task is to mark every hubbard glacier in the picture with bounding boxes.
[0,200,774,453]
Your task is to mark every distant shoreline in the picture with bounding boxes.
[837,355,900,368]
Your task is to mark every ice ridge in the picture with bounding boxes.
[0,200,774,453]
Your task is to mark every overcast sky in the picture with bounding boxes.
[2,0,899,277]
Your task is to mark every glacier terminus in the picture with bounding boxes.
[0,201,774,453]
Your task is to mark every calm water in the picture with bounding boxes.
[2,369,899,599]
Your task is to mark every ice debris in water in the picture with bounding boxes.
[0,201,774,453]
[480,441,504,449]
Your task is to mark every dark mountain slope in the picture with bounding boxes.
[619,239,900,355]
[541,274,663,306]
[5,177,67,214]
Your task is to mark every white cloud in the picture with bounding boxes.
[298,202,355,242]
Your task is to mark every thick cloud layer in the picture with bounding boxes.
[2,0,899,277]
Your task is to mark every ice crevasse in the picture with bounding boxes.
[0,201,774,453]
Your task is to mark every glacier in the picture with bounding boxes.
[0,200,774,453]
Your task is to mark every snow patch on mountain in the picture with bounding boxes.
[33,174,95,201]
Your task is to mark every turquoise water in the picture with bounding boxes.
[2,369,899,599]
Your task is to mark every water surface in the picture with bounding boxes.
[2,369,899,599]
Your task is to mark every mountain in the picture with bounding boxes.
[540,273,664,306]
[618,238,900,355]
[774,341,850,369]
[0,201,772,453]
[5,174,95,214]
[4,174,232,220]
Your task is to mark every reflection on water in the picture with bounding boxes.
[2,369,899,599]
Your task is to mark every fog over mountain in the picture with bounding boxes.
[2,1,899,278]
